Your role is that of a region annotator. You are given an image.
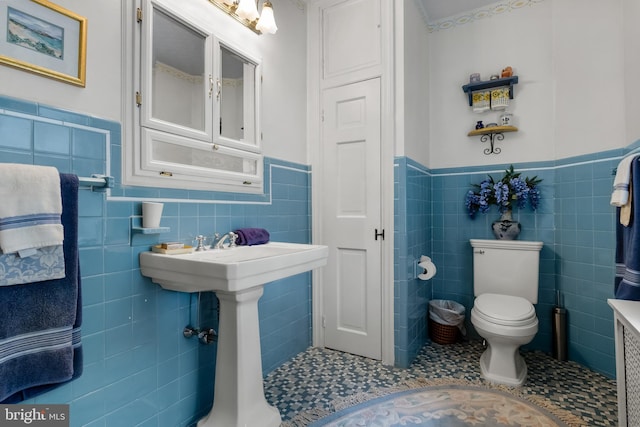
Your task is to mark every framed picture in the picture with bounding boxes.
[0,0,86,87]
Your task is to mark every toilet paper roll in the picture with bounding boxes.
[418,256,436,281]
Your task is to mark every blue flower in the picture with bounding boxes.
[509,177,530,209]
[528,186,541,210]
[465,191,480,218]
[465,165,542,218]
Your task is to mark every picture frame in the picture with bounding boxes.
[0,0,87,87]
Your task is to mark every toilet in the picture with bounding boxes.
[469,239,543,386]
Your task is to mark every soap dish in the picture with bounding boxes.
[151,245,194,255]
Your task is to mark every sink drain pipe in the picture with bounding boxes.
[183,292,218,345]
[184,325,217,344]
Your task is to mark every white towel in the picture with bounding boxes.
[621,180,632,226]
[611,153,640,207]
[472,90,490,113]
[0,164,63,254]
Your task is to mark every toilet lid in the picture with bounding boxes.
[474,293,536,326]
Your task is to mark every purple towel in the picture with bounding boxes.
[235,228,270,246]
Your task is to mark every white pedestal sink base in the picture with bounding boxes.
[139,243,328,426]
[197,286,282,427]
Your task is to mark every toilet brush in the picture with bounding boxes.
[552,291,568,361]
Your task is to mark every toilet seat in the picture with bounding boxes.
[473,293,536,327]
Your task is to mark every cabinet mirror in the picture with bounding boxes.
[220,46,257,146]
[150,7,208,135]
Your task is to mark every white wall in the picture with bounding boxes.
[427,0,629,169]
[428,1,553,168]
[0,1,121,121]
[552,0,626,159]
[257,0,307,163]
[399,0,430,165]
[0,0,308,165]
[623,0,640,144]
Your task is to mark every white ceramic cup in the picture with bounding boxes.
[500,113,513,126]
[142,202,164,228]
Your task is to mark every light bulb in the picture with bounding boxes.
[256,1,277,34]
[236,0,259,21]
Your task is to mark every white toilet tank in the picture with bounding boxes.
[470,239,543,303]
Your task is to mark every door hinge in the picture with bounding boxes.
[135,91,142,107]
[136,7,143,23]
[322,316,326,328]
[374,228,385,241]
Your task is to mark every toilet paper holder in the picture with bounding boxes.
[416,255,437,281]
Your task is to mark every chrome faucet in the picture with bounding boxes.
[194,235,207,251]
[214,231,238,249]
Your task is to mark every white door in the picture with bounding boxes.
[321,78,382,360]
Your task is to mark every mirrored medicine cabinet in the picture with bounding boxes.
[126,0,263,193]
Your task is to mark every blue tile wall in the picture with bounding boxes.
[398,152,633,378]
[0,95,312,426]
[553,154,622,377]
[430,163,557,354]
[1,90,630,425]
[394,158,431,368]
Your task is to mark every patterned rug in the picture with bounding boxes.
[282,378,586,427]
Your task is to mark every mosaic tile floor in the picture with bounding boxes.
[264,340,618,426]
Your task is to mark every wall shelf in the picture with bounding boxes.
[468,126,518,155]
[132,226,170,235]
[462,76,518,106]
[130,216,170,235]
[468,125,518,137]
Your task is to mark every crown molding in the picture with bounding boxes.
[427,0,546,33]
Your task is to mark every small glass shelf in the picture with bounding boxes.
[130,216,170,235]
[132,226,170,234]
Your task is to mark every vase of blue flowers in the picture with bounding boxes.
[465,165,541,240]
[492,209,521,240]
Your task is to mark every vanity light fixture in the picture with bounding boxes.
[209,0,278,35]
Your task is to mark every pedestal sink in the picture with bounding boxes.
[140,242,328,427]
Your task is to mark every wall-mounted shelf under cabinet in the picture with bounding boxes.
[130,216,170,235]
[462,76,519,106]
[132,226,170,234]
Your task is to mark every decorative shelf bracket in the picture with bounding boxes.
[481,132,504,155]
[467,126,518,155]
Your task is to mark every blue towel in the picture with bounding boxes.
[0,173,83,403]
[0,245,66,286]
[615,158,640,300]
[234,228,270,246]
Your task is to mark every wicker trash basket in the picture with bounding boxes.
[428,300,465,345]
[428,318,459,344]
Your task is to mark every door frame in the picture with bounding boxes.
[307,0,395,366]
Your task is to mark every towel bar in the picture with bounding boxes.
[78,174,113,192]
